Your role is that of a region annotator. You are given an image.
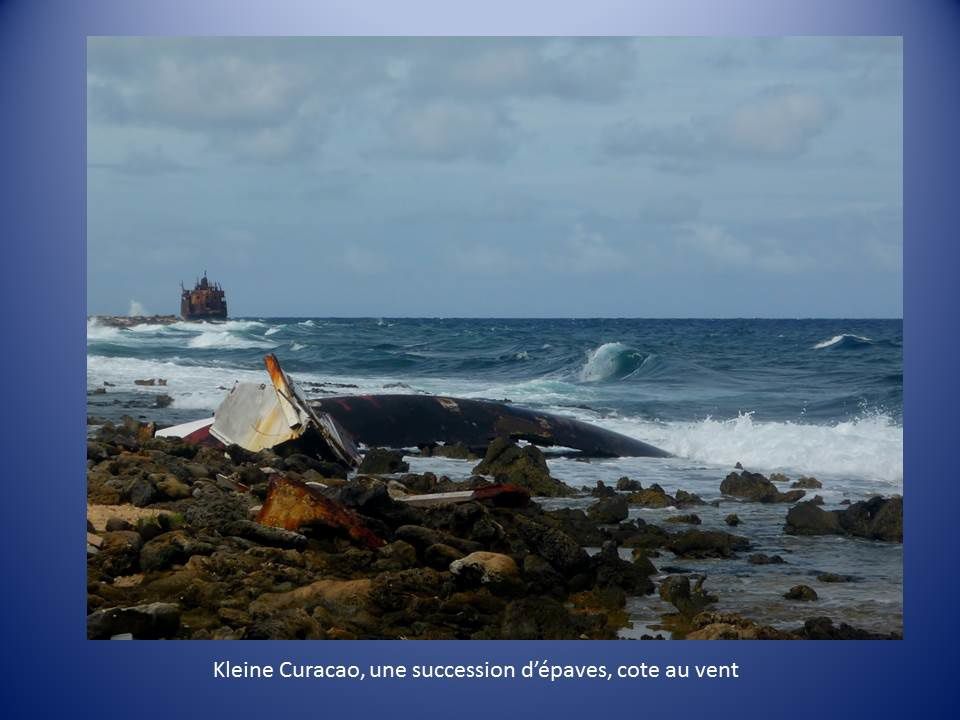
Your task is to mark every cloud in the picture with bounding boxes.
[341,246,388,275]
[549,224,629,273]
[724,88,835,156]
[676,222,808,273]
[382,99,520,163]
[600,86,836,170]
[405,38,638,103]
[88,145,193,176]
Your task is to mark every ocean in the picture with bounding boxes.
[86,317,903,635]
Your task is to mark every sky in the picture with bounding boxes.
[87,37,902,318]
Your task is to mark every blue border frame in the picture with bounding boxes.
[2,2,955,718]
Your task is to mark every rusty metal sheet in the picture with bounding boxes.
[256,475,384,549]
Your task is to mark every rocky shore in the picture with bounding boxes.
[87,417,902,640]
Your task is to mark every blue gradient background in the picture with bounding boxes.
[0,1,953,717]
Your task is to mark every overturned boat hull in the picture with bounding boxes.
[312,395,671,458]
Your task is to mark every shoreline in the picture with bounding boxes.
[86,414,902,640]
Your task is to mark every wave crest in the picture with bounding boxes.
[812,333,874,350]
[580,342,646,382]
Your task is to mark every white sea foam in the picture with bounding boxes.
[588,411,903,487]
[186,330,276,350]
[812,333,873,349]
[290,342,306,351]
[264,326,282,336]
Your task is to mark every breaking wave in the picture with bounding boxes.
[812,334,874,350]
[186,330,276,350]
[579,342,647,382]
[593,411,903,486]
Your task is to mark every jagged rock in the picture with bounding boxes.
[784,584,818,601]
[152,473,191,500]
[724,513,741,526]
[94,531,142,577]
[674,490,706,507]
[720,470,806,503]
[769,473,789,483]
[450,551,520,586]
[626,483,675,508]
[748,553,786,565]
[358,448,409,475]
[686,611,794,640]
[785,496,902,542]
[500,597,593,640]
[87,602,180,639]
[472,438,575,497]
[373,540,419,572]
[140,530,216,572]
[817,572,854,583]
[423,543,464,569]
[587,495,629,524]
[665,513,701,525]
[800,617,900,640]
[591,542,655,595]
[419,442,479,460]
[791,476,822,489]
[666,529,749,558]
[659,575,717,616]
[590,480,618,498]
[512,514,588,574]
[615,476,642,492]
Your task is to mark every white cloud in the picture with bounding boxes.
[384,99,519,162]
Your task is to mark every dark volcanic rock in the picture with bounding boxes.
[659,575,718,617]
[817,572,854,583]
[666,529,749,559]
[800,617,900,640]
[358,448,409,475]
[591,542,655,595]
[785,496,902,542]
[720,470,806,503]
[587,495,629,524]
[472,438,575,497]
[626,483,675,508]
[87,602,180,639]
[784,584,818,601]
[724,513,741,527]
[500,597,593,640]
[674,490,706,508]
[748,553,786,565]
[665,513,701,525]
[791,476,822,489]
[589,480,618,498]
[615,476,642,492]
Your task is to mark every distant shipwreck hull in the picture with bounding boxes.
[180,272,227,321]
[312,394,671,458]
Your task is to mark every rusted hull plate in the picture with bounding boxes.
[256,476,384,549]
[312,395,671,458]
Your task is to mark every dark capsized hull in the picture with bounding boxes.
[311,395,671,458]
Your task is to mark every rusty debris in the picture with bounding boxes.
[256,476,384,549]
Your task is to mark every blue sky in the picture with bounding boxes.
[87,37,901,318]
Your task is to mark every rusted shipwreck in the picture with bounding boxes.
[155,353,668,527]
[180,272,227,321]
[157,353,669,468]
